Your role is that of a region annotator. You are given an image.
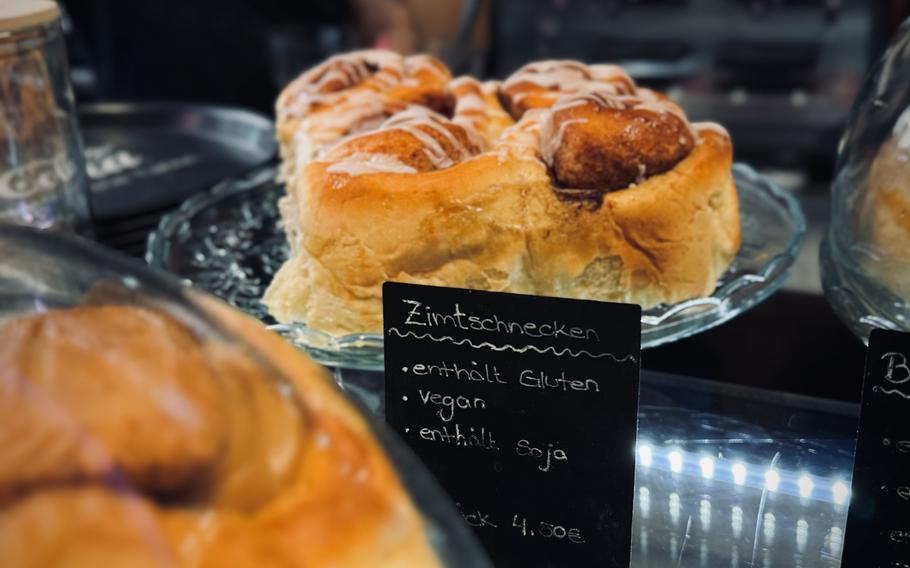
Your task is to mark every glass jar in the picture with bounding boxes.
[0,0,91,232]
[821,18,910,341]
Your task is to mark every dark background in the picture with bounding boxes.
[58,0,910,402]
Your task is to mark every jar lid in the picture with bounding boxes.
[0,0,59,34]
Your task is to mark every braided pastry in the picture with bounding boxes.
[265,54,740,336]
[0,304,440,566]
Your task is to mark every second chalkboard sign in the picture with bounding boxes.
[383,282,641,568]
[843,329,910,568]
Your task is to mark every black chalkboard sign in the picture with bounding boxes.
[843,329,910,568]
[383,282,641,568]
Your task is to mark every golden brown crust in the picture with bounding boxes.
[275,51,452,182]
[0,306,226,499]
[264,55,741,337]
[526,127,740,306]
[324,109,485,173]
[544,92,694,192]
[500,60,636,118]
[0,486,299,568]
[0,305,441,567]
[859,136,910,300]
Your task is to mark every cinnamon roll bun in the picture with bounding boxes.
[265,54,740,336]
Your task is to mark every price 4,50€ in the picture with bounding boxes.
[512,514,585,543]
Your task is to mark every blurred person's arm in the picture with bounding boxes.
[350,0,418,52]
[349,0,489,63]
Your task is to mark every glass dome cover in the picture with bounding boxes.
[0,224,489,567]
[822,18,910,341]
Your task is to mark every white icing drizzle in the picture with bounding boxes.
[285,57,711,187]
[304,99,393,135]
[504,60,588,87]
[589,64,630,82]
[405,54,448,80]
[326,152,418,176]
[550,98,590,113]
[448,77,501,151]
[541,116,588,166]
[382,108,464,167]
[454,94,489,114]
[496,111,545,164]
[405,124,455,168]
[330,106,470,170]
[281,50,408,117]
[503,59,634,97]
[449,76,479,90]
[373,67,403,87]
[510,91,531,105]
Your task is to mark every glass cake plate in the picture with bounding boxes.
[147,163,805,370]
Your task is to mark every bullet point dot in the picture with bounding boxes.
[402,367,408,373]
[404,428,410,433]
[402,395,408,401]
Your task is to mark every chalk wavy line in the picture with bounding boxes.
[874,386,910,400]
[386,328,637,362]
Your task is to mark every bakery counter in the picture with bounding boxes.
[337,366,857,568]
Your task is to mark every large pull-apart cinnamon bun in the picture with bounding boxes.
[265,56,740,336]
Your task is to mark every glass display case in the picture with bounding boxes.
[12,3,909,566]
[0,224,490,567]
[822,18,910,341]
[631,372,854,568]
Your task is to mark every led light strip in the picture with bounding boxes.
[636,443,851,505]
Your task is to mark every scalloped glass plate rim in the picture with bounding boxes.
[819,234,906,345]
[148,162,806,371]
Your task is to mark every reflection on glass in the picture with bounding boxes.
[640,526,648,557]
[796,518,809,553]
[732,505,744,539]
[763,512,776,545]
[731,545,740,568]
[798,474,814,499]
[732,462,748,486]
[828,526,844,557]
[639,486,651,520]
[699,456,716,479]
[638,443,653,468]
[699,498,711,532]
[764,468,781,492]
[832,480,850,506]
[669,449,684,474]
[669,492,681,526]
[701,538,709,567]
